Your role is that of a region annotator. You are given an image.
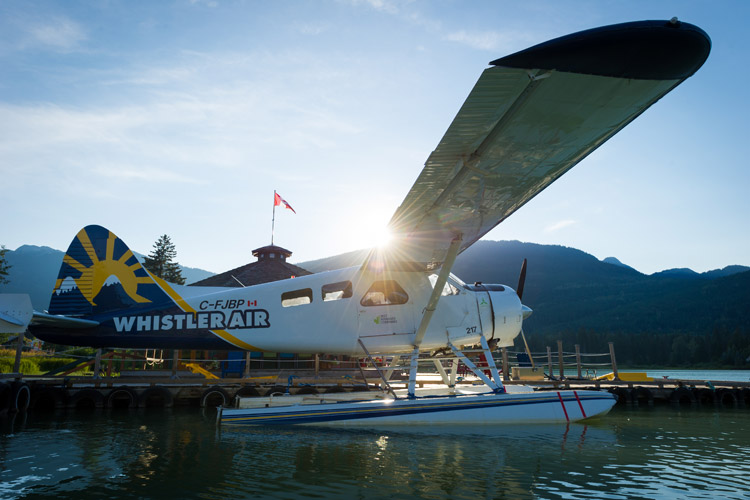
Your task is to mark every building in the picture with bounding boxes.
[191,244,311,288]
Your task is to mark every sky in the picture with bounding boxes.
[1,0,747,275]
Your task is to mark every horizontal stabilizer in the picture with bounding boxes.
[0,294,34,334]
[31,311,99,329]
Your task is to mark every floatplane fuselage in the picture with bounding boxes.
[25,230,526,356]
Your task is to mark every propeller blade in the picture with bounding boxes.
[516,258,527,300]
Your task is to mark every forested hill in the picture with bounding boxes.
[300,240,750,338]
[3,241,748,341]
[454,241,750,337]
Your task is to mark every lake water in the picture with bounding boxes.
[3,405,750,499]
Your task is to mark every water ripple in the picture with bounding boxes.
[1,407,750,499]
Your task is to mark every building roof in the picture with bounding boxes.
[190,244,312,287]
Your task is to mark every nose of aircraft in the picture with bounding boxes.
[522,304,533,319]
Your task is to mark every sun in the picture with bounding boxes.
[373,226,394,249]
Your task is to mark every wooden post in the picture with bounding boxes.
[546,346,553,378]
[557,340,564,380]
[107,353,113,377]
[13,331,24,374]
[244,351,251,378]
[609,342,619,380]
[501,347,509,381]
[314,353,320,376]
[171,349,180,379]
[575,344,582,379]
[94,349,102,379]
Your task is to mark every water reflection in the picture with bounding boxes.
[1,407,749,499]
[217,422,618,499]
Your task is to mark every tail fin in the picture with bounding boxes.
[49,225,169,316]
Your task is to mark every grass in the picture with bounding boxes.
[0,348,93,375]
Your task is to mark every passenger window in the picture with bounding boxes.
[360,280,408,307]
[322,281,353,301]
[428,274,460,296]
[281,288,313,307]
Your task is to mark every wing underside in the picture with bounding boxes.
[370,20,710,271]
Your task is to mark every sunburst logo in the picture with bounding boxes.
[54,227,153,306]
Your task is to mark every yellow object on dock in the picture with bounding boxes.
[511,366,545,381]
[184,363,219,379]
[596,372,653,382]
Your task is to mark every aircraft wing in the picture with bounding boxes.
[370,20,710,271]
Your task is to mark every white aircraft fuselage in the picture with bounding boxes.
[30,246,525,354]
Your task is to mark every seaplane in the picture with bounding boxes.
[1,19,710,426]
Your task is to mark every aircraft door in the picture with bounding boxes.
[357,279,415,352]
[473,290,495,340]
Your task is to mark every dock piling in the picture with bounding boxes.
[608,342,619,381]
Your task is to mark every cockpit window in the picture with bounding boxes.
[360,280,409,307]
[428,274,460,296]
[322,281,353,301]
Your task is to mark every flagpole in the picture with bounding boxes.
[271,189,276,245]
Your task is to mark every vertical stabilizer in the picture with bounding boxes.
[48,225,169,317]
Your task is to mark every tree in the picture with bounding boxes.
[143,235,186,285]
[0,245,10,285]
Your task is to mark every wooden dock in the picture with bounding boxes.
[2,370,749,414]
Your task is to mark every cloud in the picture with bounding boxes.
[544,219,577,232]
[24,16,86,52]
[443,28,538,52]
[296,22,329,36]
[92,166,204,185]
[0,47,373,199]
[343,0,400,15]
[189,0,219,8]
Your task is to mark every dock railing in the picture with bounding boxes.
[4,334,620,382]
[487,341,618,381]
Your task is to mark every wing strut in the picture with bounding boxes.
[413,234,463,349]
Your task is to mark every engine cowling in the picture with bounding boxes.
[468,284,528,347]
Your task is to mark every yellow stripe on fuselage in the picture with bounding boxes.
[150,274,262,351]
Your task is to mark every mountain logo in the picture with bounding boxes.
[53,226,155,307]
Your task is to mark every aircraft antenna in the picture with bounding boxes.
[231,275,246,287]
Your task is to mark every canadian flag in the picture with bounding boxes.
[274,192,296,214]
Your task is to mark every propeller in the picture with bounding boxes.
[517,258,527,301]
[516,258,535,369]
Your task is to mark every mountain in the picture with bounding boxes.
[601,256,635,272]
[703,265,750,279]
[3,241,748,338]
[298,249,369,273]
[652,267,701,279]
[0,245,214,310]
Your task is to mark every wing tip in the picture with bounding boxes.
[490,19,711,81]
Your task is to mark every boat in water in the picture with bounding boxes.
[218,385,616,426]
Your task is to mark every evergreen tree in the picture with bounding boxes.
[0,245,10,285]
[143,235,186,285]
